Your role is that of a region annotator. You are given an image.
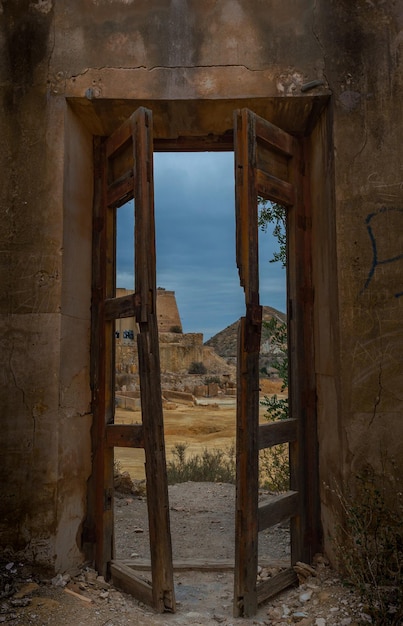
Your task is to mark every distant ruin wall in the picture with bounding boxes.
[156,288,182,333]
[159,333,203,372]
[115,287,182,340]
[116,331,233,376]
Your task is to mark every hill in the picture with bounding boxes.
[205,306,286,373]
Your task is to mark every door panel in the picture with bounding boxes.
[90,107,175,613]
[233,108,319,617]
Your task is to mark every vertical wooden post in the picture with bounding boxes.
[288,138,321,564]
[233,108,262,618]
[134,108,175,613]
[90,137,115,578]
[234,313,261,617]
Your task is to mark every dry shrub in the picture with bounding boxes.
[167,443,236,485]
[335,461,403,625]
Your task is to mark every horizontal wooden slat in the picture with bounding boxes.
[110,561,153,607]
[258,491,298,531]
[257,567,298,605]
[106,424,144,448]
[121,559,234,572]
[255,116,295,157]
[259,418,298,450]
[154,132,234,152]
[118,557,289,572]
[106,119,132,158]
[104,293,140,320]
[256,169,295,206]
[257,143,289,185]
[106,171,134,208]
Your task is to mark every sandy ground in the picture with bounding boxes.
[115,379,283,479]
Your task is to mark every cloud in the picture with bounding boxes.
[116,152,286,340]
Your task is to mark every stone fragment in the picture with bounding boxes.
[315,619,326,626]
[84,569,98,583]
[96,575,110,590]
[267,606,282,620]
[282,604,291,616]
[299,590,313,603]
[317,590,331,602]
[10,598,30,607]
[51,573,69,587]
[292,611,308,621]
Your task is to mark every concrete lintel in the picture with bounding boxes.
[64,65,330,101]
[66,93,330,139]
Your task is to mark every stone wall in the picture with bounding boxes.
[115,287,182,340]
[156,288,182,333]
[116,330,233,376]
[1,0,402,571]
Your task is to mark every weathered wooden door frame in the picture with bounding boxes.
[88,104,320,618]
[233,108,320,617]
[90,107,175,613]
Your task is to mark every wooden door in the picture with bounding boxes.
[90,107,175,613]
[233,108,320,617]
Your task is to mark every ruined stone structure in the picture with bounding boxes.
[115,287,182,339]
[115,287,230,375]
[155,287,182,333]
[1,0,403,584]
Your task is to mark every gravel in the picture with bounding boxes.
[0,482,368,626]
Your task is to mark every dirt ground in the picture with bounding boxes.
[0,381,369,624]
[115,379,283,480]
[1,482,367,626]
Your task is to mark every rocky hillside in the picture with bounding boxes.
[205,306,286,373]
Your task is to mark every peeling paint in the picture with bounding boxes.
[276,70,304,95]
[30,0,53,14]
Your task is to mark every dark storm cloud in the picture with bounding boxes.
[116,152,286,340]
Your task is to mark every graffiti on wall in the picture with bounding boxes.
[361,207,403,297]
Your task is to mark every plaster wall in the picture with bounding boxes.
[1,0,402,570]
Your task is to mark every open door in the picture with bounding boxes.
[233,108,320,617]
[89,107,175,613]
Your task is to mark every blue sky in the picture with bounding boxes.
[116,152,286,341]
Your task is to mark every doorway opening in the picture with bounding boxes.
[113,152,244,606]
[89,106,320,617]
